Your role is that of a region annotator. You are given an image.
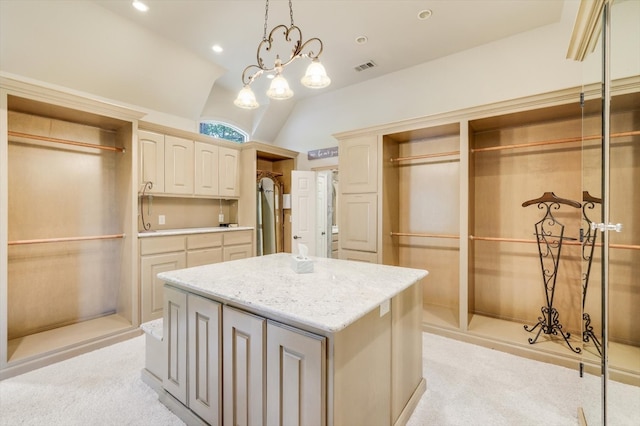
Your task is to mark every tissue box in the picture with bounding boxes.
[291,256,313,274]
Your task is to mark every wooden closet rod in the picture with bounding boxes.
[8,233,125,246]
[390,150,460,163]
[471,130,639,154]
[469,235,639,250]
[8,131,125,153]
[390,232,460,239]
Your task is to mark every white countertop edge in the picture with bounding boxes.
[138,226,254,238]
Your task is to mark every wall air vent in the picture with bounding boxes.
[354,60,377,72]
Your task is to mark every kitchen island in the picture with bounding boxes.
[145,253,428,426]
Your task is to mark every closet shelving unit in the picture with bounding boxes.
[336,76,640,385]
[1,78,144,378]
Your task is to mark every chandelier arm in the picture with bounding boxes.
[241,65,264,86]
[297,37,324,60]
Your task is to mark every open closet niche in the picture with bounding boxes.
[1,85,143,378]
[381,124,461,328]
[238,142,298,256]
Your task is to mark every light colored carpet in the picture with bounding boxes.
[0,332,638,425]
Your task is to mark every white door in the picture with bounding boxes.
[316,172,329,257]
[291,171,316,256]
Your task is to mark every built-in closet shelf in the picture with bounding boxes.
[8,233,126,245]
[6,314,134,365]
[422,305,459,330]
[8,130,126,153]
[470,130,640,153]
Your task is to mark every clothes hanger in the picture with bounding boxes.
[521,191,581,208]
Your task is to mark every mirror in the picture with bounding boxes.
[257,171,284,255]
[315,169,338,258]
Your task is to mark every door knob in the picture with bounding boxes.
[293,235,301,240]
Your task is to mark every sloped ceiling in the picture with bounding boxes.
[0,0,224,119]
[1,0,565,140]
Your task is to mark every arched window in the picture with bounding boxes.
[199,121,247,143]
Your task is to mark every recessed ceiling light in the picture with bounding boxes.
[418,9,432,20]
[212,44,223,53]
[355,35,368,45]
[132,1,149,12]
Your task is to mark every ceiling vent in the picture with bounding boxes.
[354,60,377,72]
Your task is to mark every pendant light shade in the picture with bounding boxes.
[234,86,259,109]
[266,74,294,100]
[301,59,331,88]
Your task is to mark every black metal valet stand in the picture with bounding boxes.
[581,191,603,356]
[522,192,581,354]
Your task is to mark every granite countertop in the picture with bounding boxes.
[138,226,253,238]
[158,253,428,333]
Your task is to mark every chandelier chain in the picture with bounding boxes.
[263,0,269,40]
[289,0,295,26]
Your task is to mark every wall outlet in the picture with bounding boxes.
[158,215,165,225]
[218,213,225,223]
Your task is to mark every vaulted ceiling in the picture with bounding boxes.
[1,0,565,139]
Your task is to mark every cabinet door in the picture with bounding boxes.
[163,286,188,405]
[165,135,194,195]
[139,130,165,193]
[340,193,377,252]
[339,136,378,193]
[266,321,326,426]
[188,294,222,426]
[195,142,219,196]
[219,146,240,197]
[223,306,266,426]
[141,252,186,322]
[223,244,253,262]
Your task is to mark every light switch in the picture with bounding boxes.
[158,215,165,225]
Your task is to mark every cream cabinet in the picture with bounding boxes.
[219,146,240,197]
[163,287,325,426]
[186,232,223,267]
[340,193,377,253]
[266,321,326,426]
[140,236,186,323]
[141,230,252,322]
[139,130,165,193]
[222,230,253,261]
[194,141,219,196]
[138,129,240,198]
[187,293,222,426]
[339,135,378,194]
[223,306,265,426]
[338,135,379,261]
[163,287,222,426]
[164,135,194,195]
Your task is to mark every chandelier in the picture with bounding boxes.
[234,0,331,109]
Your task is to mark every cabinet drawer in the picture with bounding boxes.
[223,244,252,262]
[187,233,223,250]
[187,248,223,268]
[140,235,185,255]
[223,230,252,246]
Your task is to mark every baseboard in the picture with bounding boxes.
[393,377,427,426]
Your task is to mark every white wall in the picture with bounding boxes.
[274,0,640,170]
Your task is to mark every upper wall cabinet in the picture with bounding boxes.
[339,136,378,193]
[139,130,239,198]
[219,147,240,197]
[139,130,165,193]
[195,142,220,196]
[165,135,195,195]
